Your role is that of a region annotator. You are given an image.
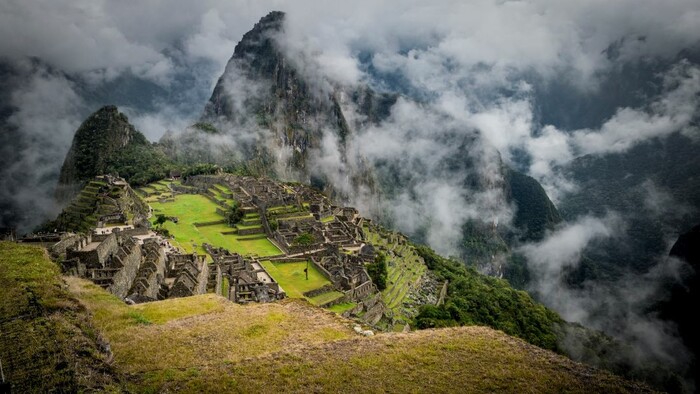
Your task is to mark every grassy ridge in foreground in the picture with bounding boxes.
[66,277,354,373]
[67,274,649,393]
[132,327,648,393]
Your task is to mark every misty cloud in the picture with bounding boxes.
[519,213,694,373]
[0,64,83,231]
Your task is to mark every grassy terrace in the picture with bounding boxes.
[321,215,336,223]
[208,184,235,205]
[260,260,341,305]
[309,290,345,306]
[149,193,280,257]
[137,181,173,202]
[328,302,357,314]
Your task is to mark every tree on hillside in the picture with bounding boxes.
[367,252,388,291]
[294,233,315,280]
[154,214,168,228]
[227,202,243,226]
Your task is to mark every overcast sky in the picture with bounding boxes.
[2,0,699,88]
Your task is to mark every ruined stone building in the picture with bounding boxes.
[313,246,375,301]
[205,244,284,303]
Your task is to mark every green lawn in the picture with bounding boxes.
[259,261,331,298]
[151,194,222,223]
[150,194,281,257]
[198,224,280,257]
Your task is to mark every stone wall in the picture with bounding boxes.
[347,280,375,300]
[310,259,334,282]
[303,284,336,298]
[196,260,209,295]
[237,227,265,236]
[67,233,117,269]
[130,241,167,300]
[108,238,142,299]
[214,264,222,296]
[95,233,118,266]
[49,233,85,259]
[171,184,198,194]
[194,219,227,226]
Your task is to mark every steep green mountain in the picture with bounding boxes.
[506,169,562,242]
[199,11,396,177]
[56,105,173,203]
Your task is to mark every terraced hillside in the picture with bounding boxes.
[145,180,281,257]
[44,176,148,233]
[364,224,429,329]
[136,179,173,202]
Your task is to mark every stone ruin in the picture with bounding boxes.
[48,226,210,304]
[35,173,392,312]
[205,244,284,303]
[273,219,326,255]
[310,245,376,301]
[182,174,381,305]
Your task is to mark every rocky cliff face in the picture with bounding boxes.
[196,11,560,275]
[200,11,395,180]
[56,105,148,203]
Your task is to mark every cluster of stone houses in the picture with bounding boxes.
[178,174,379,304]
[45,227,210,303]
[205,244,284,303]
[21,173,381,307]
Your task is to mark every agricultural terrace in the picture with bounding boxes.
[144,181,281,258]
[136,180,172,203]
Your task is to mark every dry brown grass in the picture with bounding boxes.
[66,276,651,394]
[66,277,354,373]
[133,326,653,393]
